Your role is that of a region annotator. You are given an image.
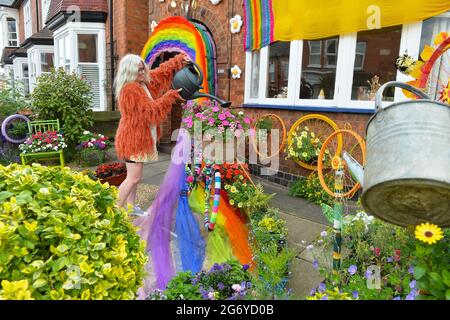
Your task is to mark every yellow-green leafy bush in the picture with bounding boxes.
[0,164,147,300]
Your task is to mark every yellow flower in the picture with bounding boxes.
[302,152,308,158]
[229,199,235,206]
[311,132,316,138]
[230,186,237,193]
[314,138,319,144]
[225,185,230,190]
[304,126,309,131]
[415,223,444,245]
[238,202,243,208]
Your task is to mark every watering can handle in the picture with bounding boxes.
[375,81,431,111]
[187,61,204,87]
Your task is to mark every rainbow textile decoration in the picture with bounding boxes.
[141,16,217,95]
[244,0,450,51]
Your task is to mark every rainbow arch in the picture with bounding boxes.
[141,16,217,95]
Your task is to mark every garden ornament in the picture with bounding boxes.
[172,61,232,107]
[343,81,450,227]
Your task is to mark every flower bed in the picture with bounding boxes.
[307,206,449,300]
[77,131,112,166]
[95,163,127,186]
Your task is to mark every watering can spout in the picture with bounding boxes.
[343,152,364,187]
[193,92,232,108]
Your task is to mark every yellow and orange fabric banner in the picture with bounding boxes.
[244,0,450,51]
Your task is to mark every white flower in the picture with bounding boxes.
[231,284,242,292]
[151,20,158,33]
[306,245,314,251]
[47,144,52,148]
[39,188,49,194]
[230,65,241,79]
[320,231,328,238]
[317,239,324,244]
[90,138,96,142]
[54,146,59,150]
[301,240,306,245]
[238,111,244,116]
[230,15,243,33]
[83,131,90,135]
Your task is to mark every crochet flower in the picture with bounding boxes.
[230,15,243,34]
[415,222,444,245]
[151,20,158,32]
[231,65,242,79]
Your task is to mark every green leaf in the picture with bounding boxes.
[446,289,450,300]
[414,266,427,280]
[442,270,450,287]
[52,256,70,272]
[0,191,14,202]
[16,190,33,205]
[32,279,48,289]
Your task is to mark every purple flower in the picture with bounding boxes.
[309,288,316,296]
[352,291,359,299]
[387,256,393,263]
[348,265,357,275]
[312,260,319,270]
[318,283,326,293]
[365,269,373,279]
[320,295,328,300]
[393,296,401,300]
[409,280,416,289]
[217,282,225,290]
[405,291,416,300]
[242,264,249,271]
[408,266,414,275]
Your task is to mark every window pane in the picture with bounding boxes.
[78,34,97,63]
[267,41,290,98]
[419,16,450,100]
[351,25,401,101]
[301,37,339,100]
[41,52,54,73]
[7,19,16,33]
[250,51,260,98]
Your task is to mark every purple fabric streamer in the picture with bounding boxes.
[135,130,191,290]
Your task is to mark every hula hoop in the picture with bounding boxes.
[1,114,30,144]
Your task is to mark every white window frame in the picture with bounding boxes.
[307,40,322,68]
[54,22,107,111]
[6,17,18,47]
[325,39,338,68]
[41,0,51,27]
[27,45,54,92]
[13,57,29,95]
[24,0,32,39]
[244,17,448,111]
[354,42,367,70]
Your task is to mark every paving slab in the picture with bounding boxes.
[287,257,323,299]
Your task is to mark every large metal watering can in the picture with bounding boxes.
[172,61,232,108]
[343,81,450,227]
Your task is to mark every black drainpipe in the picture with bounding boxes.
[109,0,116,111]
[36,0,40,31]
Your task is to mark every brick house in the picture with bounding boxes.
[1,1,449,185]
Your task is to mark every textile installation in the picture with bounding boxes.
[244,0,450,51]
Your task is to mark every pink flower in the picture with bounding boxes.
[374,247,381,257]
[243,117,251,124]
[186,176,194,183]
[225,111,232,118]
[212,106,220,112]
[195,112,203,119]
[222,120,230,126]
[218,114,226,121]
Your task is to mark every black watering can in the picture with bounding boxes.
[172,61,232,108]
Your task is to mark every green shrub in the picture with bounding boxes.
[31,69,94,148]
[0,80,29,117]
[0,163,147,300]
[289,172,333,206]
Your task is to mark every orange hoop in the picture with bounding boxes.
[317,129,366,198]
[250,113,287,159]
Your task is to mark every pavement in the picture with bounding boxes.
[132,147,328,299]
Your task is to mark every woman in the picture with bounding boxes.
[114,53,188,209]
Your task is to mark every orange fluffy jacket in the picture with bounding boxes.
[115,55,184,161]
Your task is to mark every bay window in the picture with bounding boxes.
[27,47,54,92]
[244,11,450,111]
[54,23,106,110]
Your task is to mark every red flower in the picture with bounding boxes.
[374,247,381,257]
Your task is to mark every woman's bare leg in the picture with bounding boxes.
[117,162,143,208]
[126,184,138,207]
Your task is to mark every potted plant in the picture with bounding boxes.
[77,130,112,166]
[95,162,127,186]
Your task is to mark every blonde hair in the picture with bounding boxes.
[114,54,149,99]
